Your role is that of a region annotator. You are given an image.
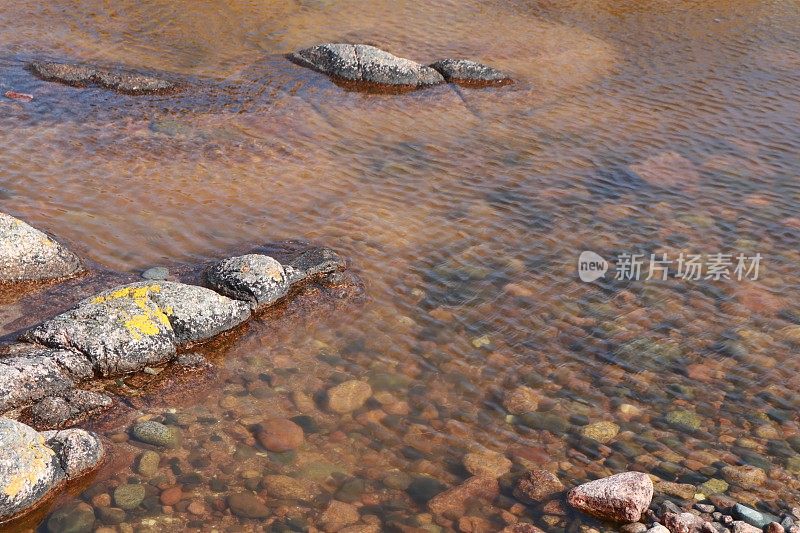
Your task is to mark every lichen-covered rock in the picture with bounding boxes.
[206,254,290,309]
[0,418,104,521]
[26,390,113,429]
[29,61,179,94]
[24,284,177,376]
[0,212,83,283]
[291,44,444,88]
[567,472,654,523]
[284,246,347,285]
[137,281,251,344]
[429,59,512,85]
[0,345,93,412]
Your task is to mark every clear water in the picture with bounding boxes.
[1,0,800,531]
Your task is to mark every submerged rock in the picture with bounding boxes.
[429,59,512,85]
[29,61,179,95]
[567,471,654,523]
[206,254,290,309]
[26,390,113,429]
[290,44,444,88]
[284,246,347,285]
[0,345,93,412]
[327,380,372,414]
[514,469,564,503]
[428,476,499,519]
[130,420,181,448]
[0,212,83,284]
[0,418,104,521]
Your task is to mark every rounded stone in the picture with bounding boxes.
[463,450,512,478]
[141,267,169,280]
[130,421,180,448]
[327,380,373,414]
[257,418,304,452]
[113,484,145,510]
[721,465,766,489]
[503,386,539,415]
[665,410,702,431]
[581,421,620,443]
[160,486,182,506]
[0,212,83,283]
[46,501,95,533]
[228,491,269,518]
[135,451,160,477]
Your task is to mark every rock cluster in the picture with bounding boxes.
[0,417,104,521]
[0,212,351,430]
[28,61,180,95]
[291,43,511,89]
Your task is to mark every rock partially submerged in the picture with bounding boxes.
[567,471,654,523]
[0,212,83,284]
[29,60,180,95]
[429,59,512,85]
[24,390,113,430]
[290,43,445,88]
[207,255,290,309]
[0,418,104,522]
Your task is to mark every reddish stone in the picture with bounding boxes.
[257,418,304,452]
[513,470,564,503]
[428,476,500,519]
[160,486,183,506]
[567,472,653,523]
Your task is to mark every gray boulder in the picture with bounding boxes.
[0,418,104,521]
[0,212,83,283]
[140,281,251,344]
[0,345,93,412]
[29,61,179,95]
[24,283,177,376]
[429,59,512,85]
[567,471,654,523]
[284,246,347,285]
[207,254,290,309]
[291,44,444,87]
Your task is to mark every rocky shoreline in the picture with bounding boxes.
[0,211,361,522]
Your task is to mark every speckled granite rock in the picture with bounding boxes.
[0,418,103,521]
[29,61,179,94]
[0,345,93,412]
[567,472,654,523]
[25,390,113,430]
[429,59,512,85]
[206,254,290,309]
[291,44,444,87]
[0,212,83,284]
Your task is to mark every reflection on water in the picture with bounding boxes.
[1,0,800,531]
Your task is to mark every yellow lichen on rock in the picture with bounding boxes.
[90,285,173,340]
[2,435,55,499]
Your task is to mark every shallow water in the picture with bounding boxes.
[2,0,800,531]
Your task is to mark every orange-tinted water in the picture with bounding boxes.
[2,0,800,531]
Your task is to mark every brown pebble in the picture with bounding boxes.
[91,493,112,508]
[160,486,183,506]
[257,418,305,452]
[187,500,206,515]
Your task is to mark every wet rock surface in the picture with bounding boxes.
[0,418,103,521]
[25,390,113,430]
[290,44,445,88]
[28,61,180,95]
[567,471,654,523]
[0,212,83,284]
[429,58,512,85]
[206,254,290,309]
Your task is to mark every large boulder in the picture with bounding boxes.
[24,283,177,376]
[567,472,654,523]
[0,345,93,412]
[206,254,290,309]
[29,61,179,95]
[429,59,512,85]
[290,44,444,88]
[0,212,83,284]
[140,281,251,344]
[0,418,103,521]
[23,281,249,375]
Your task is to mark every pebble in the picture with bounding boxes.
[463,450,512,478]
[665,410,702,430]
[319,500,360,531]
[160,486,182,506]
[142,267,169,280]
[721,465,766,488]
[113,484,146,510]
[581,421,620,443]
[327,380,373,414]
[262,474,321,502]
[513,470,564,503]
[227,491,270,519]
[135,450,160,477]
[257,418,305,452]
[131,421,181,448]
[502,386,539,414]
[47,502,95,533]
